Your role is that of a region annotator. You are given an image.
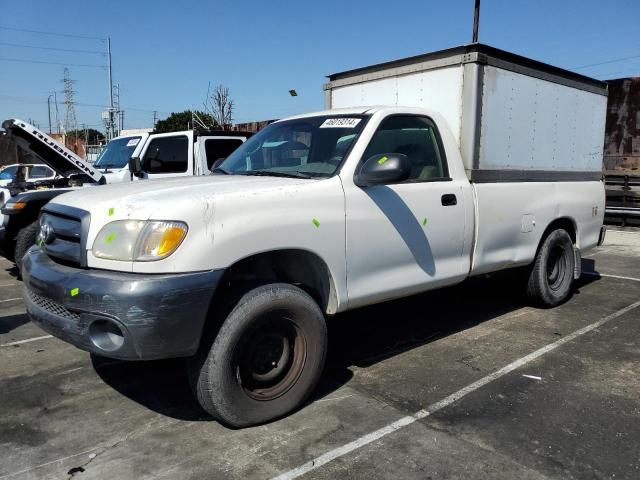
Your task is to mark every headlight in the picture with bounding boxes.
[93,220,188,261]
[5,201,26,210]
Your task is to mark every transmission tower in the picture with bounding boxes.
[62,68,77,135]
[113,83,121,134]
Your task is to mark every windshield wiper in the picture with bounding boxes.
[240,170,312,179]
[211,167,230,175]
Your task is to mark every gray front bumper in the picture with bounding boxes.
[22,248,223,360]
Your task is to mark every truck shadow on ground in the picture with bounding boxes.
[93,267,600,423]
[0,313,30,335]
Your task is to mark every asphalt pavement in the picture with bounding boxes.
[1,230,639,479]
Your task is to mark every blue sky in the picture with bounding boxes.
[1,0,638,132]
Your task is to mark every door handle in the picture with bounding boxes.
[441,194,457,206]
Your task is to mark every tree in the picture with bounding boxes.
[154,110,216,133]
[66,128,104,144]
[209,85,234,130]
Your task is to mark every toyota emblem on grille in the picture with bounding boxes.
[38,223,55,245]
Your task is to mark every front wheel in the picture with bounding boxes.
[15,221,39,274]
[189,283,327,428]
[526,228,575,307]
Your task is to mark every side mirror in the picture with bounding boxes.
[128,157,144,178]
[354,153,411,187]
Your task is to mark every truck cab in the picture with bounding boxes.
[128,130,249,179]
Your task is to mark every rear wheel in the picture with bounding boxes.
[526,228,575,307]
[15,221,39,274]
[189,283,327,428]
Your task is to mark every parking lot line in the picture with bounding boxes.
[0,283,19,288]
[582,272,640,282]
[272,299,640,480]
[0,335,53,348]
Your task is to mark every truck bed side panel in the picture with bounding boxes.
[470,181,605,276]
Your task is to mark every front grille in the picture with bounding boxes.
[27,289,80,321]
[40,206,88,267]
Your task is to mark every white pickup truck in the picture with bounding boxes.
[0,120,250,270]
[23,44,606,427]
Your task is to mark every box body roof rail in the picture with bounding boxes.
[325,43,608,96]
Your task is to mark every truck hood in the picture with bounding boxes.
[51,174,315,219]
[1,119,104,183]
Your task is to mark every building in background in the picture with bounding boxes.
[604,77,640,172]
[604,77,640,225]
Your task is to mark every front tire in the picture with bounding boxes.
[190,283,327,428]
[15,221,39,274]
[526,229,575,307]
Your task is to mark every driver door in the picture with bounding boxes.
[344,114,469,308]
[138,132,193,179]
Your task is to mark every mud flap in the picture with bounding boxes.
[573,246,582,280]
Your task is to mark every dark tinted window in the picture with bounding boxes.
[144,136,188,173]
[205,138,244,170]
[362,115,448,182]
[30,165,54,178]
[0,166,17,180]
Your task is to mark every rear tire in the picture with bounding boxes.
[189,283,327,428]
[15,221,39,274]
[526,228,575,307]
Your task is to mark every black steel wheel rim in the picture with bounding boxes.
[236,313,307,401]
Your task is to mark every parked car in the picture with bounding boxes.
[0,163,56,186]
[22,44,606,427]
[0,120,251,271]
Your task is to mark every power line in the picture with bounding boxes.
[593,66,640,79]
[0,25,105,41]
[572,54,640,70]
[0,57,106,68]
[0,94,168,114]
[0,41,105,55]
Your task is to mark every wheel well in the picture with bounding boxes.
[213,249,338,314]
[543,217,577,244]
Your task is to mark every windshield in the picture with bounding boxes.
[94,136,142,169]
[219,115,367,178]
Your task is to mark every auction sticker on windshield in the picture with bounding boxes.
[320,118,362,128]
[126,138,141,147]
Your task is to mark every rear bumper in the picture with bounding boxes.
[23,248,223,360]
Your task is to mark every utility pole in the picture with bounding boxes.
[107,37,115,140]
[53,91,61,134]
[152,110,158,128]
[472,0,480,43]
[47,94,53,133]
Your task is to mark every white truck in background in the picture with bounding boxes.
[23,44,606,428]
[0,119,251,270]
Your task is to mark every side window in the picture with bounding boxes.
[143,136,188,173]
[205,138,244,170]
[30,166,53,179]
[362,115,448,182]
